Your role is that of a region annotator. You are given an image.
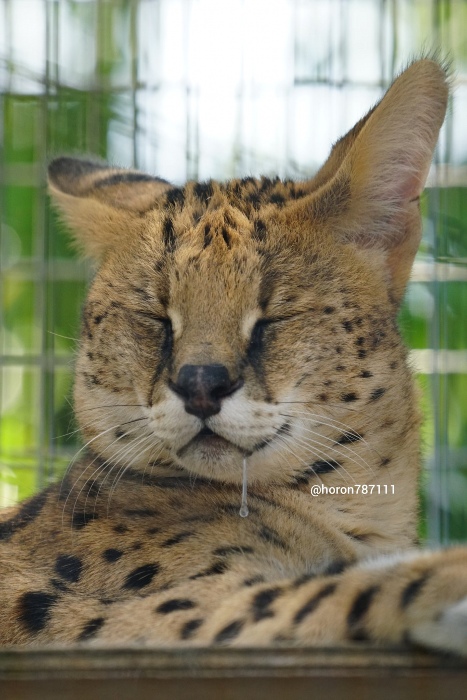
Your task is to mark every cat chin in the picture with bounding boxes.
[173,439,292,486]
[175,438,247,483]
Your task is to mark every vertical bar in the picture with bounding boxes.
[130,0,138,168]
[35,0,49,488]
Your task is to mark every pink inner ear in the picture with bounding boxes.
[393,159,428,204]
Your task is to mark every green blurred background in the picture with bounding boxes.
[0,0,466,544]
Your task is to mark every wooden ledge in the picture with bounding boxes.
[0,645,466,700]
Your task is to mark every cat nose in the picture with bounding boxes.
[169,364,243,419]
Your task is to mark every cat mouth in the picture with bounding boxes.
[195,426,230,447]
[177,426,235,457]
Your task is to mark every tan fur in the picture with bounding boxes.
[2,59,466,654]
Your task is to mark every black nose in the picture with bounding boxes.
[169,364,243,419]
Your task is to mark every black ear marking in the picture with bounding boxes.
[94,172,162,188]
[48,157,108,191]
[49,156,109,179]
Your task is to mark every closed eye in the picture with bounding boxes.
[247,312,310,359]
[136,312,172,326]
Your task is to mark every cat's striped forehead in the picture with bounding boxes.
[153,175,312,246]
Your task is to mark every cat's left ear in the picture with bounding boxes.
[48,158,173,260]
[285,58,450,303]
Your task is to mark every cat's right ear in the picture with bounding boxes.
[48,158,173,260]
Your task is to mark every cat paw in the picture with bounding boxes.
[409,596,467,655]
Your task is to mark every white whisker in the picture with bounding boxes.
[279,432,356,485]
[280,417,375,477]
[280,407,382,461]
[106,433,160,511]
[272,435,324,486]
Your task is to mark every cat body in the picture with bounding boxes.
[2,58,467,654]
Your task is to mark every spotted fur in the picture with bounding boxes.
[2,59,467,655]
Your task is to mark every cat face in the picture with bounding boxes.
[49,59,448,483]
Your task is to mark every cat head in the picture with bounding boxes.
[49,59,448,485]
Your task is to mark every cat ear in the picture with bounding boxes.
[288,59,449,302]
[48,158,173,260]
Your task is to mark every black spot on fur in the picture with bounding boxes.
[323,306,335,314]
[203,224,212,248]
[380,457,391,467]
[189,560,228,580]
[156,599,197,614]
[221,227,231,248]
[342,320,353,332]
[103,548,124,563]
[401,574,429,609]
[347,585,379,633]
[323,559,349,576]
[337,432,362,445]
[291,186,306,199]
[71,511,98,530]
[370,387,386,401]
[54,554,83,583]
[180,618,204,640]
[251,587,282,622]
[77,617,105,641]
[292,475,311,488]
[113,524,128,534]
[360,370,373,378]
[247,191,261,209]
[161,531,194,548]
[165,187,185,207]
[0,489,49,541]
[213,619,244,645]
[147,526,161,535]
[162,217,176,252]
[194,181,213,204]
[259,526,287,550]
[259,176,273,192]
[123,563,160,590]
[18,591,57,634]
[83,480,99,498]
[253,219,267,241]
[240,176,256,187]
[294,583,337,625]
[309,459,340,475]
[269,192,285,206]
[341,392,358,403]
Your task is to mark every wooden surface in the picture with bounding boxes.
[0,646,466,700]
